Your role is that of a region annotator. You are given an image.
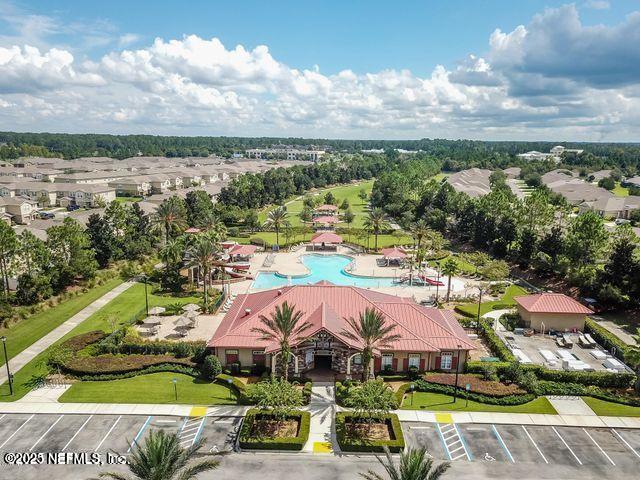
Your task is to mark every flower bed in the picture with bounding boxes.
[424,373,526,396]
[61,331,107,353]
[335,412,405,453]
[238,409,310,451]
[409,379,536,406]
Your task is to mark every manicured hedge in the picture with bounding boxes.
[77,363,201,381]
[534,381,640,407]
[423,373,526,396]
[63,354,195,376]
[216,373,249,402]
[335,412,405,453]
[477,319,516,362]
[412,379,536,406]
[238,409,310,451]
[585,318,632,365]
[61,331,107,352]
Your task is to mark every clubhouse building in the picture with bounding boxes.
[208,281,474,377]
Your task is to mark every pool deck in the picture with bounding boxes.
[242,246,472,303]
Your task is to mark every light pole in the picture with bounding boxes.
[409,383,415,407]
[476,286,484,336]
[227,377,233,401]
[1,337,12,396]
[172,377,178,401]
[435,266,440,303]
[452,344,461,403]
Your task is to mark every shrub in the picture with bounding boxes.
[247,378,304,418]
[335,412,405,453]
[63,354,195,376]
[238,409,310,451]
[344,380,398,418]
[412,379,535,406]
[202,355,222,380]
[585,318,631,365]
[77,363,201,381]
[477,320,516,362]
[61,331,107,353]
[423,373,526,396]
[216,373,248,401]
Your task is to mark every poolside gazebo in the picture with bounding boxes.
[310,232,343,251]
[381,247,407,266]
[314,204,338,216]
[312,215,340,230]
[227,244,258,262]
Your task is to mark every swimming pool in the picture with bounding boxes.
[251,254,398,290]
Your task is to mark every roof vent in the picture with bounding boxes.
[245,308,252,316]
[277,289,283,296]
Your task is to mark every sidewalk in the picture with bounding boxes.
[0,281,135,385]
[303,382,338,453]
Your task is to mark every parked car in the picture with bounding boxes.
[66,204,80,211]
[38,211,55,219]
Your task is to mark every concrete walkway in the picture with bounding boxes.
[304,382,337,453]
[0,281,135,385]
[546,396,597,416]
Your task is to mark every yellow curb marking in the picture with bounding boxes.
[189,406,207,417]
[435,413,453,424]
[313,441,332,453]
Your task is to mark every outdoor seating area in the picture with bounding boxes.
[136,303,220,341]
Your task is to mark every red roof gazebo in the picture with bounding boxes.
[311,232,343,249]
[313,215,339,225]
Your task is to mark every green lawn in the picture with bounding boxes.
[0,277,123,367]
[231,231,412,250]
[582,397,640,417]
[0,283,201,401]
[433,255,477,275]
[401,391,557,414]
[258,180,374,228]
[59,372,236,405]
[612,183,629,197]
[113,196,142,203]
[455,284,529,317]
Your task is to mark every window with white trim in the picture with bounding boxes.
[381,353,393,368]
[408,353,420,368]
[440,352,453,370]
[353,354,362,365]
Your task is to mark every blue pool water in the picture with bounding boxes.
[251,254,398,290]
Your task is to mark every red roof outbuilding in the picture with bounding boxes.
[514,293,593,314]
[311,232,343,244]
[228,244,258,256]
[313,215,339,224]
[381,247,407,259]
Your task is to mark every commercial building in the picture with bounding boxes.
[514,293,593,332]
[208,282,474,376]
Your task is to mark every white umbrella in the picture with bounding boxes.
[148,306,166,315]
[146,315,161,325]
[185,310,199,318]
[174,316,190,327]
[182,303,201,313]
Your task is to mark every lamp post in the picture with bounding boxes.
[435,266,440,303]
[476,286,484,336]
[227,377,233,401]
[1,336,12,396]
[452,344,462,403]
[409,383,415,407]
[172,377,178,401]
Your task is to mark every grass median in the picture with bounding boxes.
[0,283,200,401]
[401,391,557,414]
[59,372,236,405]
[582,397,640,417]
[0,277,123,366]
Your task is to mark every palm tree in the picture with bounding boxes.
[361,446,450,480]
[441,257,459,303]
[200,213,227,239]
[152,200,188,245]
[159,238,184,276]
[263,206,290,248]
[364,208,389,251]
[251,301,311,381]
[341,307,401,381]
[187,235,220,311]
[410,220,431,251]
[96,429,221,480]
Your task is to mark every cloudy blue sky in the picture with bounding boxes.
[0,0,639,141]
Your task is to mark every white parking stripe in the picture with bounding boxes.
[30,415,64,451]
[62,415,93,452]
[94,416,121,452]
[491,425,514,463]
[522,426,548,464]
[0,414,34,449]
[552,427,582,466]
[582,428,615,466]
[612,429,640,459]
[0,414,6,423]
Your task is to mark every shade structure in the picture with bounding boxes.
[182,303,201,312]
[148,306,166,315]
[315,204,338,212]
[312,215,339,225]
[311,232,343,244]
[381,247,407,260]
[185,310,199,318]
[228,244,258,256]
[174,316,190,327]
[146,315,161,325]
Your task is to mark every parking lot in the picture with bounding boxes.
[404,421,640,472]
[0,413,240,458]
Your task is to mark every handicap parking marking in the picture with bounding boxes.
[30,415,64,451]
[491,424,514,463]
[436,423,472,461]
[0,414,34,450]
[582,428,615,466]
[127,416,153,453]
[552,427,583,466]
[521,425,548,464]
[612,429,640,460]
[196,416,242,454]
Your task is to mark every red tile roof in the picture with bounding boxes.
[381,247,407,259]
[228,244,258,256]
[313,215,339,224]
[514,293,593,314]
[209,282,474,353]
[315,204,338,211]
[311,232,343,244]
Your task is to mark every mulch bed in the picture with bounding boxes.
[424,373,526,396]
[344,419,393,441]
[250,417,299,439]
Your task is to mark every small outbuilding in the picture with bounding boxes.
[514,293,593,333]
